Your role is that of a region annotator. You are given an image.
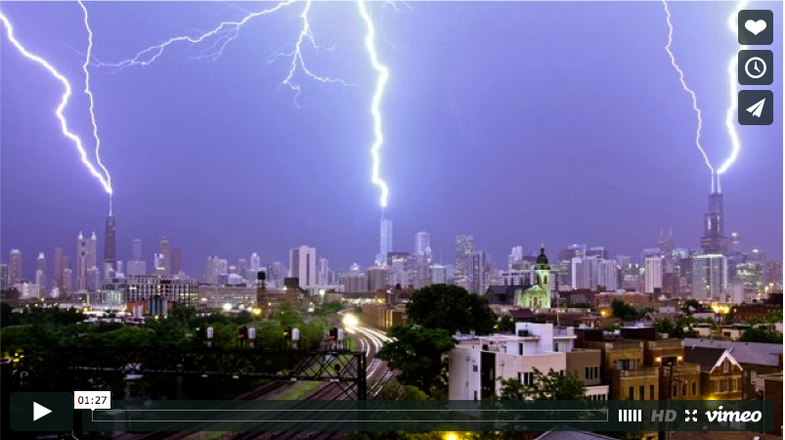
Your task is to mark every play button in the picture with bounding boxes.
[33,402,52,421]
[10,392,72,431]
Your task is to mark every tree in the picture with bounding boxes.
[372,381,430,401]
[497,314,515,333]
[763,311,783,324]
[1,302,15,327]
[406,284,496,335]
[653,318,675,336]
[276,303,302,329]
[376,325,456,396]
[169,305,197,322]
[496,368,586,401]
[314,302,343,317]
[739,327,783,344]
[654,317,698,339]
[683,299,701,313]
[611,300,638,321]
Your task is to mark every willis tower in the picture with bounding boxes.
[700,191,728,255]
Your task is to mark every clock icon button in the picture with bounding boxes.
[738,50,773,85]
[745,57,767,79]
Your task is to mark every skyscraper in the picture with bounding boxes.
[644,257,663,293]
[414,232,431,258]
[235,258,246,278]
[62,267,73,294]
[508,246,524,269]
[658,228,675,256]
[126,239,146,277]
[0,264,8,290]
[266,262,283,288]
[171,247,182,275]
[586,247,609,259]
[729,232,742,254]
[366,265,390,292]
[126,239,146,276]
[9,249,22,286]
[36,252,47,293]
[559,244,586,289]
[765,260,782,290]
[692,254,728,300]
[413,232,432,288]
[289,246,317,289]
[204,256,227,284]
[318,257,330,285]
[454,235,474,289]
[597,258,619,291]
[77,232,88,291]
[53,247,64,290]
[431,264,447,284]
[104,216,117,273]
[131,239,143,261]
[468,251,486,294]
[159,237,171,277]
[377,218,393,265]
[700,192,728,255]
[154,253,168,277]
[250,252,261,272]
[88,232,98,271]
[340,263,368,293]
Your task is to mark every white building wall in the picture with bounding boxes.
[449,346,482,401]
[449,323,578,400]
[645,257,663,293]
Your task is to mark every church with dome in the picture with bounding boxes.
[514,245,552,309]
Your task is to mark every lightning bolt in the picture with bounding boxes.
[99,0,390,208]
[277,0,350,103]
[662,0,716,192]
[93,0,349,102]
[0,9,113,197]
[93,0,297,69]
[79,0,114,214]
[717,0,750,192]
[357,0,390,209]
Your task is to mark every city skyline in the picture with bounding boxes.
[0,188,779,283]
[1,2,782,274]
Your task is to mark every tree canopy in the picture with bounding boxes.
[376,324,456,397]
[739,327,783,344]
[496,368,586,401]
[653,316,699,339]
[406,284,496,335]
[611,299,639,321]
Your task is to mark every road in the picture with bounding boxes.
[341,316,392,397]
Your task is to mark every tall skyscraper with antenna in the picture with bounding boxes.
[77,232,88,292]
[376,217,393,265]
[700,192,728,255]
[104,216,117,275]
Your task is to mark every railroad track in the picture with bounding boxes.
[126,381,289,440]
[138,324,391,440]
[232,325,392,440]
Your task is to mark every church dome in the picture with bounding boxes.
[536,245,549,265]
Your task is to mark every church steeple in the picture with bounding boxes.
[516,243,553,310]
[536,244,550,268]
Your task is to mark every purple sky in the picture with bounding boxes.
[1,1,783,278]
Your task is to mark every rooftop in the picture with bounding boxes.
[683,346,728,371]
[684,338,783,367]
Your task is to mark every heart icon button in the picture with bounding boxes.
[745,19,767,35]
